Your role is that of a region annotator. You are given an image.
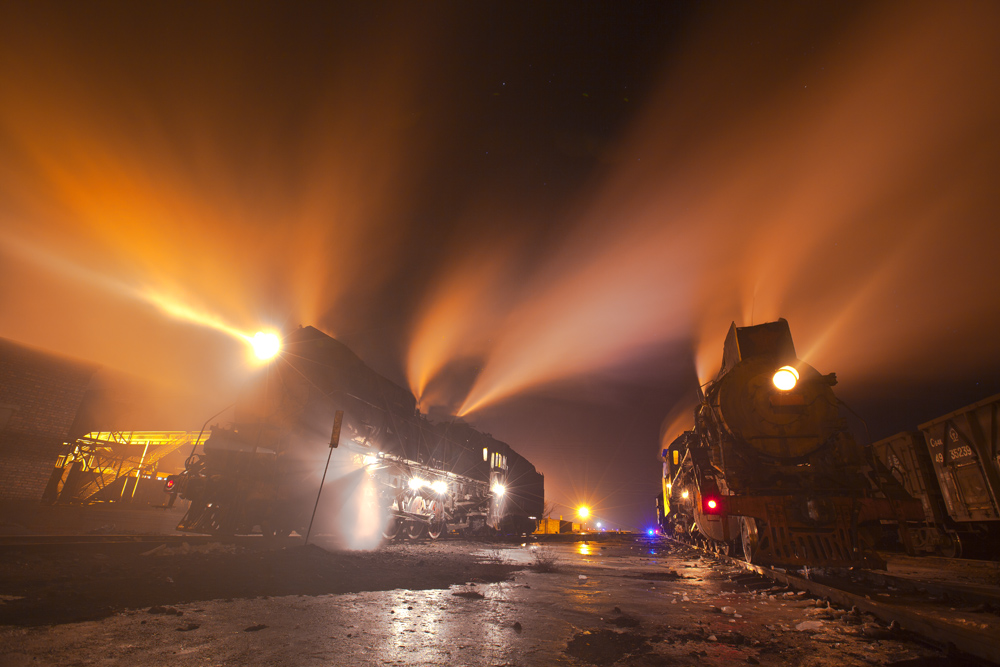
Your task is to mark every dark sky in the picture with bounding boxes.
[2,2,999,529]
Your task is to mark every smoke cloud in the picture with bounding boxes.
[408,2,1000,421]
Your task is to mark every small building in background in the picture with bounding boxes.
[534,518,560,534]
[533,518,582,534]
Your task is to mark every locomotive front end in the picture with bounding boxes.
[663,319,923,567]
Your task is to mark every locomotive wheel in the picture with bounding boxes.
[717,540,731,557]
[740,517,760,563]
[382,516,402,540]
[406,521,426,540]
[938,531,962,558]
[382,495,405,540]
[426,499,446,540]
[405,495,427,540]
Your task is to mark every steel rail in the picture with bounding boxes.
[732,558,1000,665]
[668,538,999,665]
[845,567,1000,609]
[666,538,999,664]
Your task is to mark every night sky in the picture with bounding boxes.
[2,2,1000,530]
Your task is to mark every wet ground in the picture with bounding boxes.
[1,535,977,666]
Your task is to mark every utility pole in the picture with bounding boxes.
[304,411,343,546]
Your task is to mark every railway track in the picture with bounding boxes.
[668,539,1000,665]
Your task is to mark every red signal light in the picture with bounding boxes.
[702,495,722,514]
[707,499,717,509]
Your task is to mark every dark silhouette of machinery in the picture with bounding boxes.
[167,326,543,539]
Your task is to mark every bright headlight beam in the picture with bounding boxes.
[491,482,506,496]
[250,331,281,360]
[772,365,799,391]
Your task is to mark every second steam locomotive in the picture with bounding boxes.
[658,319,923,567]
[167,326,544,540]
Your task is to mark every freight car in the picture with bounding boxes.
[166,326,544,540]
[871,393,1000,558]
[658,319,923,568]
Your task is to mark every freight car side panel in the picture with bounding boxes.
[919,393,1000,523]
[871,431,949,524]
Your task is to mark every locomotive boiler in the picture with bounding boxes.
[660,319,923,567]
[167,326,543,540]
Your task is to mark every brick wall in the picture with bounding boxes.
[0,338,97,501]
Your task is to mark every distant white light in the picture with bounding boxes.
[681,490,690,499]
[431,480,448,494]
[408,477,427,490]
[491,482,506,496]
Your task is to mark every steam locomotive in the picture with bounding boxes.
[166,326,544,540]
[657,319,923,568]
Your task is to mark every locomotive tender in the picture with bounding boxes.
[659,319,923,567]
[168,326,544,539]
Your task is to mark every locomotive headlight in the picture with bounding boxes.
[430,480,448,494]
[250,331,282,360]
[362,454,379,466]
[681,490,690,499]
[772,365,799,391]
[491,482,506,496]
[408,477,427,490]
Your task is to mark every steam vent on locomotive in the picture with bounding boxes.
[166,326,544,540]
[658,319,925,568]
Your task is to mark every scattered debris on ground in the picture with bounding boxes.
[565,629,650,665]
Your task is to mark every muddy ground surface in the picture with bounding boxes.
[0,539,518,627]
[0,536,993,666]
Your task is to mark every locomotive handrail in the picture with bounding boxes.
[187,403,234,461]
